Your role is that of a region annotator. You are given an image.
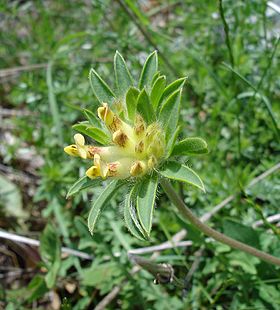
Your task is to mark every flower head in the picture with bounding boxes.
[64,103,166,180]
[64,51,207,239]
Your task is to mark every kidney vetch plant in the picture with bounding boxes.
[64,51,280,267]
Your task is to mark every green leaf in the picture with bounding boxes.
[126,86,140,122]
[114,51,134,97]
[73,123,110,145]
[151,71,161,85]
[158,77,186,109]
[172,137,208,156]
[223,219,260,248]
[83,109,102,128]
[0,174,27,219]
[159,88,182,141]
[66,176,101,199]
[27,275,48,302]
[150,75,166,109]
[81,262,121,287]
[138,51,158,90]
[137,88,155,123]
[87,180,125,234]
[166,125,182,158]
[159,161,205,192]
[45,260,60,289]
[136,174,158,236]
[124,190,147,241]
[40,224,61,288]
[89,68,115,104]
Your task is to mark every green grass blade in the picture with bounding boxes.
[46,61,63,143]
[222,62,280,140]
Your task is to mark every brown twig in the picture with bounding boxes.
[0,63,48,77]
[0,230,93,260]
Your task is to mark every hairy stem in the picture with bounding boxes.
[160,178,280,267]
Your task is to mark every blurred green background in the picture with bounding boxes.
[0,0,280,309]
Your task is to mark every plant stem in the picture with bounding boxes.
[218,0,234,68]
[116,0,179,77]
[160,178,280,267]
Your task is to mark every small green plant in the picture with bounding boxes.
[64,51,207,239]
[64,51,280,268]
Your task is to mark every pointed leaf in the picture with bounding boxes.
[158,77,186,110]
[89,69,115,104]
[137,88,155,123]
[172,137,208,156]
[138,51,158,90]
[150,75,166,109]
[88,180,125,234]
[159,88,182,141]
[136,174,158,236]
[166,125,182,158]
[83,109,102,128]
[124,190,147,240]
[159,161,205,192]
[151,71,161,86]
[66,176,101,199]
[73,123,111,145]
[126,86,140,122]
[114,51,134,96]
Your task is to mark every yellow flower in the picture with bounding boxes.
[64,133,89,159]
[64,104,166,180]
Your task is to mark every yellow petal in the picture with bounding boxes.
[97,103,114,126]
[74,133,85,146]
[78,148,88,159]
[64,145,79,157]
[86,166,99,179]
[94,154,108,179]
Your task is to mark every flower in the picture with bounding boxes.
[64,51,207,239]
[64,104,166,180]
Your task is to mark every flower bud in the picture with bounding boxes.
[112,129,128,147]
[108,158,133,179]
[97,103,114,125]
[135,140,144,154]
[134,115,145,136]
[148,155,157,169]
[130,160,147,177]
